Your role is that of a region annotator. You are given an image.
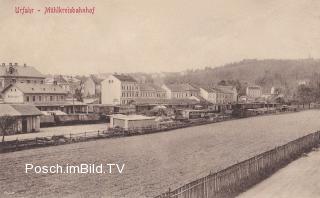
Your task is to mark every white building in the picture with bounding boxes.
[246,86,262,99]
[110,114,158,130]
[101,74,139,105]
[200,87,232,104]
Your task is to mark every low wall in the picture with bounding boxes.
[156,131,320,198]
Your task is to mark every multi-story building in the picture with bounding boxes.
[1,82,87,113]
[0,63,45,92]
[217,85,238,103]
[139,84,166,99]
[162,83,199,99]
[246,85,262,99]
[200,87,229,104]
[101,74,139,105]
[2,83,67,104]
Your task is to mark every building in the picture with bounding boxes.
[139,84,166,99]
[200,86,234,104]
[83,75,103,97]
[1,83,87,114]
[217,85,238,102]
[101,74,139,105]
[246,86,262,99]
[0,63,45,92]
[110,114,158,130]
[2,83,67,104]
[0,104,42,133]
[162,83,200,99]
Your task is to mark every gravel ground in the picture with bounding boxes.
[1,110,320,198]
[237,149,320,198]
[4,123,109,141]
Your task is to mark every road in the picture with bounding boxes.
[1,110,320,197]
[237,149,320,198]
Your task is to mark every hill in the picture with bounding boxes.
[164,59,320,95]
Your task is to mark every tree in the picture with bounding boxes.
[74,80,84,102]
[0,115,17,142]
[296,85,314,105]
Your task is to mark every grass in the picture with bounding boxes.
[1,110,320,197]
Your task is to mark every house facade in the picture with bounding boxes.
[101,74,139,105]
[246,85,262,99]
[139,84,166,99]
[162,83,199,99]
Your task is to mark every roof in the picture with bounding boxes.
[0,64,45,78]
[113,74,137,82]
[247,85,261,90]
[200,86,223,93]
[2,83,67,94]
[139,84,165,92]
[0,104,42,116]
[165,83,199,92]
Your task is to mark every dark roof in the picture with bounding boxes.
[0,64,45,78]
[139,84,165,92]
[0,104,42,116]
[113,74,137,82]
[2,83,67,94]
[165,83,199,92]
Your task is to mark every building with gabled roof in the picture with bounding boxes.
[0,63,45,92]
[162,83,200,99]
[0,104,42,133]
[139,84,166,99]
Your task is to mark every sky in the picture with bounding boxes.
[0,0,320,75]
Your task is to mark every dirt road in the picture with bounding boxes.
[237,149,320,198]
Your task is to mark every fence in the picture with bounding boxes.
[156,131,320,198]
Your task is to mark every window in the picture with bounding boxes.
[26,96,30,102]
[50,96,53,101]
[33,96,36,102]
[40,80,44,84]
[27,80,30,83]
[39,96,42,101]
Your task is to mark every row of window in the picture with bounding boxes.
[140,92,166,98]
[121,84,138,91]
[121,92,139,98]
[26,95,65,102]
[10,79,44,84]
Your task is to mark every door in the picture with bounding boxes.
[22,119,28,132]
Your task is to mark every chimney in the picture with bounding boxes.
[24,63,27,67]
